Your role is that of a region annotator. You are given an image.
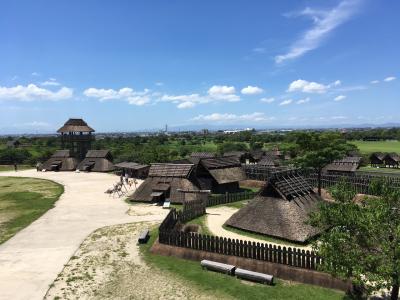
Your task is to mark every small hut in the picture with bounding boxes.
[323,156,361,174]
[258,154,280,168]
[249,150,266,162]
[42,150,78,171]
[196,156,246,193]
[77,150,114,172]
[223,151,254,164]
[384,153,400,168]
[114,162,150,178]
[225,171,323,243]
[370,152,385,167]
[129,163,199,203]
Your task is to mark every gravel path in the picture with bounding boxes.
[0,170,168,300]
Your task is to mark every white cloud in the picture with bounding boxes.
[252,47,266,53]
[296,97,310,104]
[260,97,275,103]
[334,95,346,101]
[0,84,73,101]
[241,85,264,95]
[332,80,341,86]
[370,80,379,84]
[83,87,151,106]
[279,99,293,106]
[41,80,61,86]
[287,79,328,93]
[192,112,273,123]
[331,116,347,120]
[275,0,360,63]
[177,101,196,109]
[31,72,40,76]
[384,76,396,82]
[207,85,240,101]
[155,82,164,86]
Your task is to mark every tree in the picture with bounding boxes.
[309,179,400,299]
[294,132,352,195]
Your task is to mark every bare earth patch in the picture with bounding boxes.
[45,222,219,300]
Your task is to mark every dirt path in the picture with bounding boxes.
[45,222,222,300]
[206,206,312,250]
[0,170,168,300]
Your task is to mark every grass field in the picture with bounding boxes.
[0,177,63,244]
[140,228,348,300]
[0,165,33,172]
[350,140,400,154]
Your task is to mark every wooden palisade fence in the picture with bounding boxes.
[158,209,322,271]
[207,190,258,207]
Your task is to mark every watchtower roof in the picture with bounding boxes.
[57,118,95,133]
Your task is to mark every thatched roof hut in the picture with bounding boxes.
[196,156,246,193]
[77,150,114,172]
[114,162,150,178]
[190,152,216,164]
[258,154,279,168]
[384,153,400,168]
[370,152,385,167]
[225,171,323,243]
[223,151,255,164]
[42,150,79,171]
[57,118,95,133]
[323,156,361,174]
[129,163,199,203]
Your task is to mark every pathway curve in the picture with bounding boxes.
[0,170,167,300]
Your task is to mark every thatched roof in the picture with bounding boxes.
[200,157,246,184]
[225,194,322,243]
[6,140,20,147]
[190,152,216,158]
[225,171,323,243]
[77,150,114,172]
[129,176,199,203]
[85,150,111,159]
[114,162,149,170]
[258,155,278,167]
[323,156,361,173]
[148,163,194,178]
[42,150,78,171]
[370,152,385,162]
[385,153,400,162]
[57,118,95,133]
[250,150,265,161]
[223,151,246,158]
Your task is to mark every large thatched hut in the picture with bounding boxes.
[384,153,400,168]
[77,150,114,172]
[370,152,385,167]
[223,151,253,164]
[323,156,361,174]
[225,171,323,243]
[129,163,199,203]
[195,156,246,193]
[42,150,78,171]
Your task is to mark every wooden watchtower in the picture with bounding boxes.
[57,118,95,160]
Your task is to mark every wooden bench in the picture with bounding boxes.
[200,260,235,275]
[235,268,274,285]
[138,229,150,244]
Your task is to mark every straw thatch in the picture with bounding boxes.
[114,162,150,178]
[6,140,21,148]
[384,153,400,168]
[200,156,246,184]
[225,171,323,243]
[323,156,361,174]
[57,118,95,133]
[42,150,78,171]
[129,163,199,203]
[77,150,114,172]
[370,152,385,166]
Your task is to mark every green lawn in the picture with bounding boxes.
[140,228,348,300]
[350,140,400,154]
[0,165,33,172]
[357,166,400,175]
[0,177,63,244]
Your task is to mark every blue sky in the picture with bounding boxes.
[0,0,399,133]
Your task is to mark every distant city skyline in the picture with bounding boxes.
[0,0,399,133]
